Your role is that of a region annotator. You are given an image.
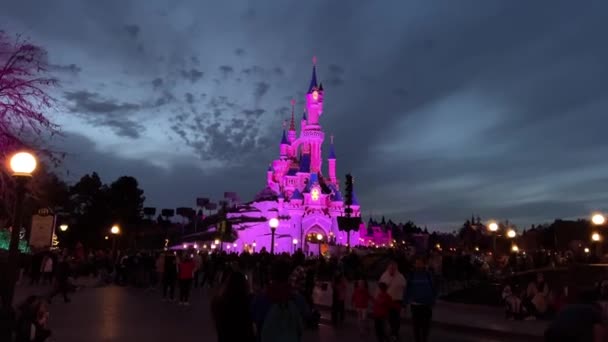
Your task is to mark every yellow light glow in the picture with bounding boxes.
[316,233,323,241]
[59,224,68,232]
[511,245,519,252]
[104,236,109,240]
[312,90,319,101]
[592,232,601,242]
[110,225,120,235]
[507,229,516,238]
[488,222,499,232]
[214,239,220,245]
[9,151,37,176]
[584,247,590,253]
[592,214,606,225]
[311,188,320,201]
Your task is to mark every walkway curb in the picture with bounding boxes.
[316,305,544,341]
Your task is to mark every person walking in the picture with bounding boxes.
[48,256,71,304]
[379,260,406,341]
[373,282,393,342]
[178,255,195,305]
[211,272,255,342]
[41,255,53,285]
[405,258,436,342]
[162,252,177,302]
[352,279,371,334]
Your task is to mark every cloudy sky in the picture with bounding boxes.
[3,0,608,230]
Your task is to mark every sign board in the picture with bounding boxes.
[30,214,54,249]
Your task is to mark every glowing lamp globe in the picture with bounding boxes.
[252,242,257,247]
[183,243,188,249]
[511,245,519,252]
[214,239,220,245]
[233,243,237,248]
[10,152,37,177]
[59,224,68,232]
[104,236,109,240]
[488,222,499,232]
[507,229,516,238]
[592,214,606,226]
[269,218,279,229]
[110,225,120,235]
[584,247,590,254]
[292,238,298,245]
[316,233,323,241]
[194,243,199,249]
[592,232,601,242]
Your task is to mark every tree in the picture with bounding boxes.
[107,176,144,229]
[67,173,111,246]
[0,31,60,222]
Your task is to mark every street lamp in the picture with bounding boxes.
[3,151,37,308]
[511,245,519,253]
[488,221,499,253]
[592,232,601,242]
[269,217,279,254]
[110,225,120,259]
[292,238,298,253]
[507,229,516,239]
[59,224,69,232]
[592,214,606,226]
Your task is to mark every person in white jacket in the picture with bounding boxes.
[379,260,406,341]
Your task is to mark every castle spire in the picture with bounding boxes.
[307,56,318,94]
[329,134,336,159]
[289,99,296,131]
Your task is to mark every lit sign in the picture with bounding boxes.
[311,187,320,201]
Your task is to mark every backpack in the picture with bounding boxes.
[261,300,302,342]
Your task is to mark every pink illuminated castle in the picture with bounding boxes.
[227,59,369,255]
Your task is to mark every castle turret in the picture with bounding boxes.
[280,130,289,157]
[266,164,273,184]
[303,57,325,173]
[301,111,307,132]
[328,134,337,184]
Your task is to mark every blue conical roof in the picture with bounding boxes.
[299,154,310,172]
[307,65,318,93]
[280,130,288,145]
[291,189,303,200]
[352,191,359,205]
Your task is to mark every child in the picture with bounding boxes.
[373,282,393,342]
[503,285,523,320]
[352,279,371,334]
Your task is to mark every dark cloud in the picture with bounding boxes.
[180,68,203,83]
[242,109,265,117]
[49,63,82,75]
[253,82,270,101]
[273,67,284,76]
[151,77,163,90]
[234,48,246,56]
[63,91,144,138]
[154,90,175,107]
[328,64,344,75]
[219,65,234,78]
[184,92,195,104]
[123,25,140,39]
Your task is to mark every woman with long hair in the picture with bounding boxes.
[211,272,255,342]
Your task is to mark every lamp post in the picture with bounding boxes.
[110,225,120,259]
[269,218,279,254]
[488,221,499,254]
[3,151,37,308]
[292,238,298,253]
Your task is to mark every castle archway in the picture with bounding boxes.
[303,224,328,255]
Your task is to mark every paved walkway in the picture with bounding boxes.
[13,279,533,342]
[313,281,547,339]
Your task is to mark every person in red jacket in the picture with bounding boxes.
[352,279,371,334]
[373,282,393,342]
[178,255,196,305]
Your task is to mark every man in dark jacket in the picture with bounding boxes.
[48,256,71,303]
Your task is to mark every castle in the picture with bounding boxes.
[227,59,387,254]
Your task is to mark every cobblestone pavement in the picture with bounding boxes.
[15,283,527,342]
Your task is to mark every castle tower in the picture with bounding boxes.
[280,129,289,157]
[303,56,325,173]
[266,164,273,185]
[328,134,337,184]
